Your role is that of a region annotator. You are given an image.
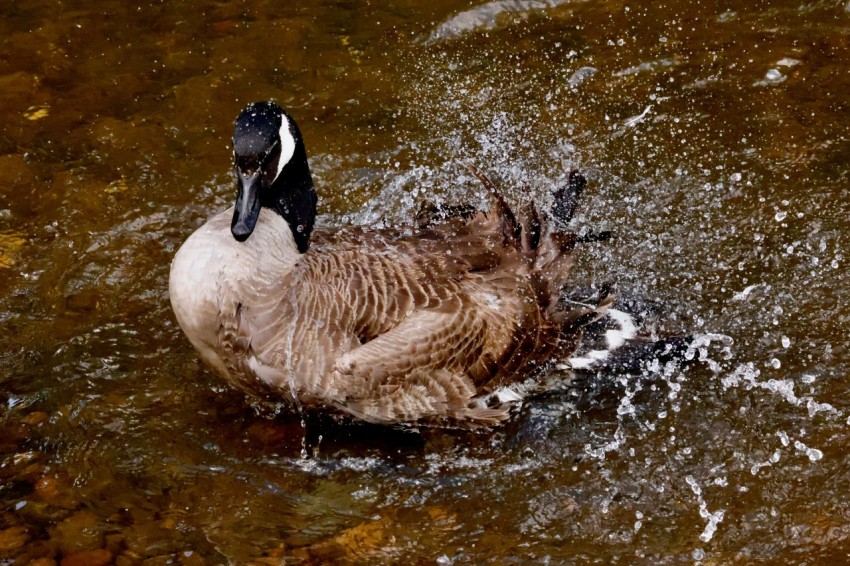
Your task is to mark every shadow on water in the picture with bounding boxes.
[1,0,850,563]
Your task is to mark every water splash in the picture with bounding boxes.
[685,475,725,543]
[426,0,574,44]
[720,362,843,422]
[793,440,823,463]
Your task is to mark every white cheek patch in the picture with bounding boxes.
[275,114,297,183]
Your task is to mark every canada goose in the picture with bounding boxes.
[169,101,636,427]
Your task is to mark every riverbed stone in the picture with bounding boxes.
[0,525,29,551]
[51,510,103,555]
[20,411,50,427]
[123,520,178,557]
[59,548,112,566]
[34,474,79,509]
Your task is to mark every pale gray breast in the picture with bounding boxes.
[169,208,301,382]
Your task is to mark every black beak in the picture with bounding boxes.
[231,169,263,242]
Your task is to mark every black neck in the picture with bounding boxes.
[262,144,317,254]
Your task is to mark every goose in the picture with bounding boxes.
[169,101,636,427]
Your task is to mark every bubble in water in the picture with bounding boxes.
[770,358,781,369]
[781,336,791,348]
[775,210,787,222]
[765,68,784,82]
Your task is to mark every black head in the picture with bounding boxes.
[230,101,317,252]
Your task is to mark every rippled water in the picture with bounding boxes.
[2,0,849,563]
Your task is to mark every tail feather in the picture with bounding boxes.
[462,163,521,244]
[552,285,615,330]
[517,200,542,256]
[532,170,591,298]
[422,168,689,380]
[564,307,639,370]
[551,169,586,228]
[459,165,588,269]
[561,301,694,374]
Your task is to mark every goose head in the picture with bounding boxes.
[230,101,318,253]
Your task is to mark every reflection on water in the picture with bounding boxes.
[1,0,849,563]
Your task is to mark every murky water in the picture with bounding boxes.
[2,0,849,563]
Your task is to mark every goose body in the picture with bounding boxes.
[170,101,624,426]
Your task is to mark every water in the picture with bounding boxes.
[1,0,850,563]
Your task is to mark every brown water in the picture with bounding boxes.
[2,0,849,563]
